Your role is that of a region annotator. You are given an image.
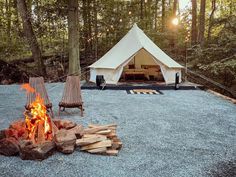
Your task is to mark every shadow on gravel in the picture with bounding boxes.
[207,159,236,177]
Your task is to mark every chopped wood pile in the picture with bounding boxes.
[76,124,122,156]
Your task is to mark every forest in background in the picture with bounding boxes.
[0,0,235,93]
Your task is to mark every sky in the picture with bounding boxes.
[123,0,191,11]
[179,0,191,11]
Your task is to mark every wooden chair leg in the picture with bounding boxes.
[50,107,54,118]
[80,106,84,117]
[58,106,61,117]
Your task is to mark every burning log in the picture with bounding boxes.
[37,121,45,144]
[21,84,54,144]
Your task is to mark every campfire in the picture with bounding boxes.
[0,84,122,160]
[22,84,54,144]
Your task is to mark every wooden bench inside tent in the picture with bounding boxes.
[59,75,84,116]
[25,77,54,117]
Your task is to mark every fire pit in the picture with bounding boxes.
[0,84,122,160]
[0,84,83,160]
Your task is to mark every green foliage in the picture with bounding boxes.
[0,0,235,88]
[189,15,236,87]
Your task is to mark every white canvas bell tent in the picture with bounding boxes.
[89,23,183,84]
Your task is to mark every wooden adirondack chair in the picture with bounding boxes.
[25,77,54,118]
[59,75,84,116]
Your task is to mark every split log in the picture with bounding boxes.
[111,137,121,142]
[96,129,111,135]
[76,136,107,146]
[106,149,118,156]
[51,121,59,135]
[83,126,109,134]
[111,141,122,150]
[30,126,37,144]
[88,123,117,129]
[83,134,107,139]
[80,140,112,151]
[37,121,45,144]
[107,132,117,138]
[88,124,117,131]
[87,147,107,154]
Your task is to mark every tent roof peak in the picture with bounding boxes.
[89,24,183,69]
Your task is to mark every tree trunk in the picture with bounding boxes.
[229,0,232,16]
[87,0,92,55]
[173,0,177,16]
[6,0,12,44]
[144,0,147,28]
[68,0,80,75]
[161,0,165,32]
[191,0,197,45]
[17,0,46,76]
[93,0,98,60]
[207,0,216,42]
[170,0,178,48]
[82,0,88,61]
[198,0,206,46]
[12,0,20,34]
[154,0,158,30]
[140,0,144,20]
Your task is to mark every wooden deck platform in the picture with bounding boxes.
[81,81,204,90]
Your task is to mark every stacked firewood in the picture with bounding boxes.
[76,124,122,156]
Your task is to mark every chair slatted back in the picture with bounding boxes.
[60,76,82,106]
[26,77,52,109]
[59,75,83,116]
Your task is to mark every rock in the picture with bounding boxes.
[0,137,19,156]
[19,140,55,160]
[63,121,76,130]
[59,145,75,154]
[68,125,84,138]
[52,119,61,128]
[55,129,76,154]
[19,140,40,150]
[7,120,27,140]
[0,130,6,140]
[5,128,19,139]
[53,119,76,130]
[9,119,25,130]
[19,140,37,156]
[17,128,28,140]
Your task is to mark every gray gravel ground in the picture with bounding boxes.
[0,83,235,177]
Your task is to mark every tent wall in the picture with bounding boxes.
[90,56,133,85]
[90,68,124,84]
[161,66,182,84]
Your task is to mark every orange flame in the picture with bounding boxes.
[21,84,52,142]
[21,83,35,93]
